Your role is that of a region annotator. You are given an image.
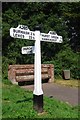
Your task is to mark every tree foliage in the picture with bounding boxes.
[2,2,80,79]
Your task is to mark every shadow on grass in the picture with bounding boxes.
[16,98,32,103]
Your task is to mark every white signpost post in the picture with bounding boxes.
[10,25,63,113]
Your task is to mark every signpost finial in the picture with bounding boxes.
[34,25,41,31]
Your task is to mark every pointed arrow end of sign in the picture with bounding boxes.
[10,28,13,37]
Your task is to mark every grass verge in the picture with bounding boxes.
[54,79,80,88]
[2,79,79,119]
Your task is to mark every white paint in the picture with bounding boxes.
[33,30,43,95]
[48,31,57,35]
[10,27,63,43]
[40,32,63,43]
[10,25,63,96]
[17,25,30,31]
[21,46,35,54]
[10,28,35,40]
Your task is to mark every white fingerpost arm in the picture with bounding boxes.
[33,30,43,95]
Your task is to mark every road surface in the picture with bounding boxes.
[21,83,79,106]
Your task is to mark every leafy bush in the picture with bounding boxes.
[44,47,80,79]
[2,2,80,80]
[2,56,16,79]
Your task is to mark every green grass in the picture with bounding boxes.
[2,79,79,119]
[54,79,80,88]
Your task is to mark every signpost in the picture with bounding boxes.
[10,25,63,113]
[40,32,62,43]
[21,46,35,54]
[10,25,35,40]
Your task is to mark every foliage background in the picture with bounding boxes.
[2,2,80,79]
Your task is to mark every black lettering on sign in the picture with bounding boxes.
[13,33,24,39]
[23,47,32,51]
[20,30,25,34]
[26,32,29,35]
[17,34,24,39]
[13,29,16,33]
[29,36,32,40]
[13,33,17,38]
[33,37,35,40]
[19,25,28,30]
[51,35,58,39]
[23,48,28,50]
[33,33,35,36]
[30,32,32,35]
[41,34,50,37]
